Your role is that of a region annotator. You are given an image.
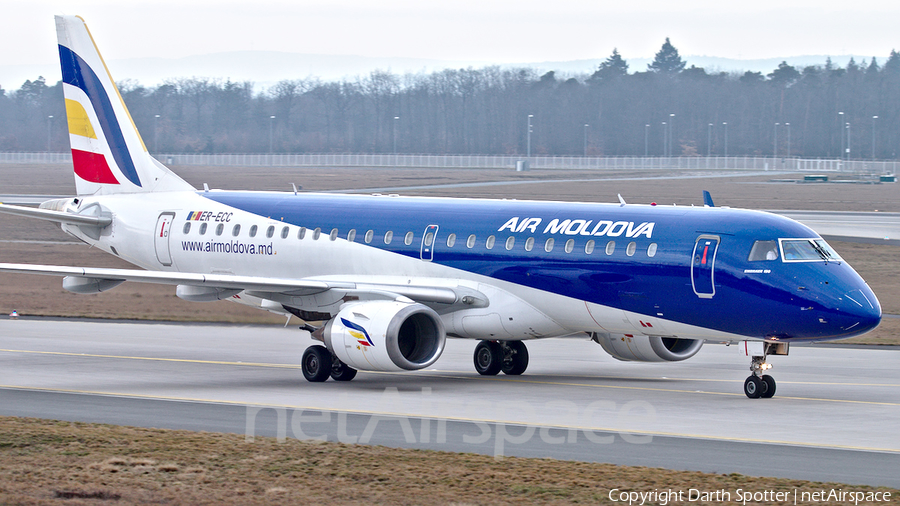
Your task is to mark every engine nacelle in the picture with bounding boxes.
[593,333,703,362]
[321,300,446,372]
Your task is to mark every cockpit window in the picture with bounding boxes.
[779,238,841,262]
[748,240,779,261]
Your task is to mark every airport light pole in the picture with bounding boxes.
[722,122,728,158]
[644,124,649,157]
[46,115,53,152]
[838,112,844,160]
[393,116,399,155]
[774,122,779,159]
[872,115,878,159]
[707,123,713,157]
[669,113,675,157]
[154,114,160,155]
[527,114,533,157]
[785,122,790,158]
[661,122,667,159]
[846,122,851,160]
[269,115,275,153]
[583,124,589,157]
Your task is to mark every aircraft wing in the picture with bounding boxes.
[0,263,485,307]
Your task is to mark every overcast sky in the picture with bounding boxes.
[4,1,899,68]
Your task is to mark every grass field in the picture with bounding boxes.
[1,417,896,505]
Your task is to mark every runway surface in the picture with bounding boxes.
[1,319,899,487]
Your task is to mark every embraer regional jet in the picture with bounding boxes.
[0,16,882,398]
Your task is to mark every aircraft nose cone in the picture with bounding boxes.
[838,288,882,337]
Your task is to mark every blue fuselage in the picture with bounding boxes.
[203,192,882,342]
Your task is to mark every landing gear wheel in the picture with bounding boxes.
[331,359,358,381]
[760,375,776,398]
[744,376,762,398]
[302,345,332,382]
[501,341,529,375]
[474,340,502,376]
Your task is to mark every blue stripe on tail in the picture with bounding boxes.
[58,44,141,187]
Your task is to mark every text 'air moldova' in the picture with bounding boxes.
[498,217,655,238]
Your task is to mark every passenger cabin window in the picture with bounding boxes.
[780,238,841,262]
[232,224,241,237]
[525,237,534,252]
[384,231,393,244]
[748,240,779,261]
[199,223,208,235]
[544,238,554,252]
[466,234,476,248]
[626,241,636,256]
[565,239,575,253]
[215,223,224,236]
[365,230,374,244]
[485,235,495,249]
[425,232,434,247]
[447,233,456,247]
[266,226,275,238]
[605,241,615,255]
[505,236,515,250]
[330,228,339,241]
[313,227,321,240]
[297,227,305,239]
[585,240,595,254]
[183,222,191,234]
[647,243,658,257]
[404,231,414,245]
[249,225,258,237]
[347,229,356,242]
[281,226,290,239]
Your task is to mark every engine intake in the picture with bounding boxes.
[321,300,446,372]
[592,333,703,362]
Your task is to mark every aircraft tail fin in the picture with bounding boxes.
[55,15,194,196]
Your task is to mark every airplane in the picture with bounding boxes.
[0,16,882,398]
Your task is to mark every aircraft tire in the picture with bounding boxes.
[501,341,529,375]
[760,375,776,398]
[302,345,332,382]
[743,375,762,398]
[474,340,502,376]
[331,360,358,381]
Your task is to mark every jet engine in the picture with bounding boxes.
[592,333,703,362]
[319,300,446,372]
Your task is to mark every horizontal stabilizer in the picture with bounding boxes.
[0,202,111,227]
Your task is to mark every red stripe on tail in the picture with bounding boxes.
[72,149,120,184]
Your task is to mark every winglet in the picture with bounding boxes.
[618,194,626,206]
[703,191,715,208]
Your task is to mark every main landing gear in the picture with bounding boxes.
[473,340,529,376]
[302,345,357,382]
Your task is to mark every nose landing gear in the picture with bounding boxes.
[744,356,776,398]
[740,341,788,398]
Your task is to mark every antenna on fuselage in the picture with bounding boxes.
[617,194,626,206]
[702,190,715,207]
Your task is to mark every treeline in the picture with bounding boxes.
[1,39,899,159]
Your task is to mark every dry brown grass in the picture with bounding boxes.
[1,417,896,505]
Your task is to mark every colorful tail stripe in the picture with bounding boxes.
[71,150,118,184]
[58,44,141,187]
